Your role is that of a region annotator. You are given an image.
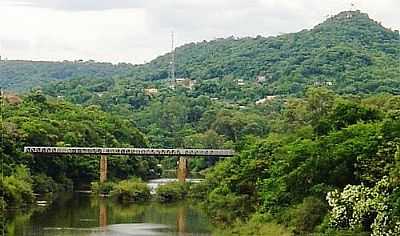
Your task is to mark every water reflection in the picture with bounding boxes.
[99,198,107,231]
[4,192,212,236]
[176,207,187,236]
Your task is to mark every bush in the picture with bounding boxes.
[155,182,189,203]
[327,177,400,236]
[213,215,293,236]
[0,176,34,207]
[55,175,74,192]
[111,179,151,202]
[188,181,209,200]
[206,186,253,223]
[283,196,327,233]
[32,174,57,193]
[0,166,34,207]
[91,181,115,195]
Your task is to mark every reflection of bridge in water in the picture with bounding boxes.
[24,147,235,182]
[98,198,190,235]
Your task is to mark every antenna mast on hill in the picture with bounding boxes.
[350,2,356,11]
[170,31,176,81]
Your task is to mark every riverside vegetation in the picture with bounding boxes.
[91,179,188,203]
[1,10,399,236]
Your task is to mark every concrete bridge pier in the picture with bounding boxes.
[100,155,108,183]
[177,156,188,183]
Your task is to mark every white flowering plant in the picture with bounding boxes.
[327,177,399,236]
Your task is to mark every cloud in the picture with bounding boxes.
[4,0,148,11]
[0,0,398,64]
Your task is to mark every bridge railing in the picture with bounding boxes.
[24,147,235,157]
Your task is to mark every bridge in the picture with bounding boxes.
[24,147,235,182]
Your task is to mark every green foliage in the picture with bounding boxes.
[194,89,400,234]
[0,166,34,207]
[327,177,400,235]
[200,150,270,223]
[0,60,134,92]
[155,182,189,203]
[213,214,293,236]
[282,196,327,233]
[111,179,151,202]
[31,174,57,194]
[0,94,153,187]
[188,180,209,200]
[91,181,115,195]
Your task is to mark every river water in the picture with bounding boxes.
[4,179,214,236]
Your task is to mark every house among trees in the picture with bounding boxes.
[174,78,196,89]
[236,79,245,86]
[256,75,267,83]
[255,95,278,105]
[144,88,159,96]
[313,81,334,86]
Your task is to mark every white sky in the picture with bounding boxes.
[0,0,398,64]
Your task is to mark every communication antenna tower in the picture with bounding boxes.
[170,31,176,81]
[350,2,356,11]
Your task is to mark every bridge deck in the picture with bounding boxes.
[24,147,235,157]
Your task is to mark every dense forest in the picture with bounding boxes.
[196,89,400,235]
[1,10,399,236]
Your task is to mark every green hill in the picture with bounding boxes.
[1,10,399,95]
[140,10,399,94]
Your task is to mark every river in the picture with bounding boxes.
[3,179,214,236]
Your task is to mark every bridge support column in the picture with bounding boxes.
[177,156,188,183]
[100,155,108,183]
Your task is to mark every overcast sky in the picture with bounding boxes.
[0,0,398,64]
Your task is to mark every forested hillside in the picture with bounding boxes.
[142,11,399,94]
[1,10,399,95]
[0,60,135,92]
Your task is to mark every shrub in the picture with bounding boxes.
[0,176,34,206]
[91,181,115,195]
[206,186,253,223]
[327,177,400,236]
[155,182,189,203]
[188,181,209,200]
[213,216,293,236]
[32,174,57,193]
[284,196,327,233]
[55,175,74,192]
[0,166,34,207]
[111,179,151,202]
